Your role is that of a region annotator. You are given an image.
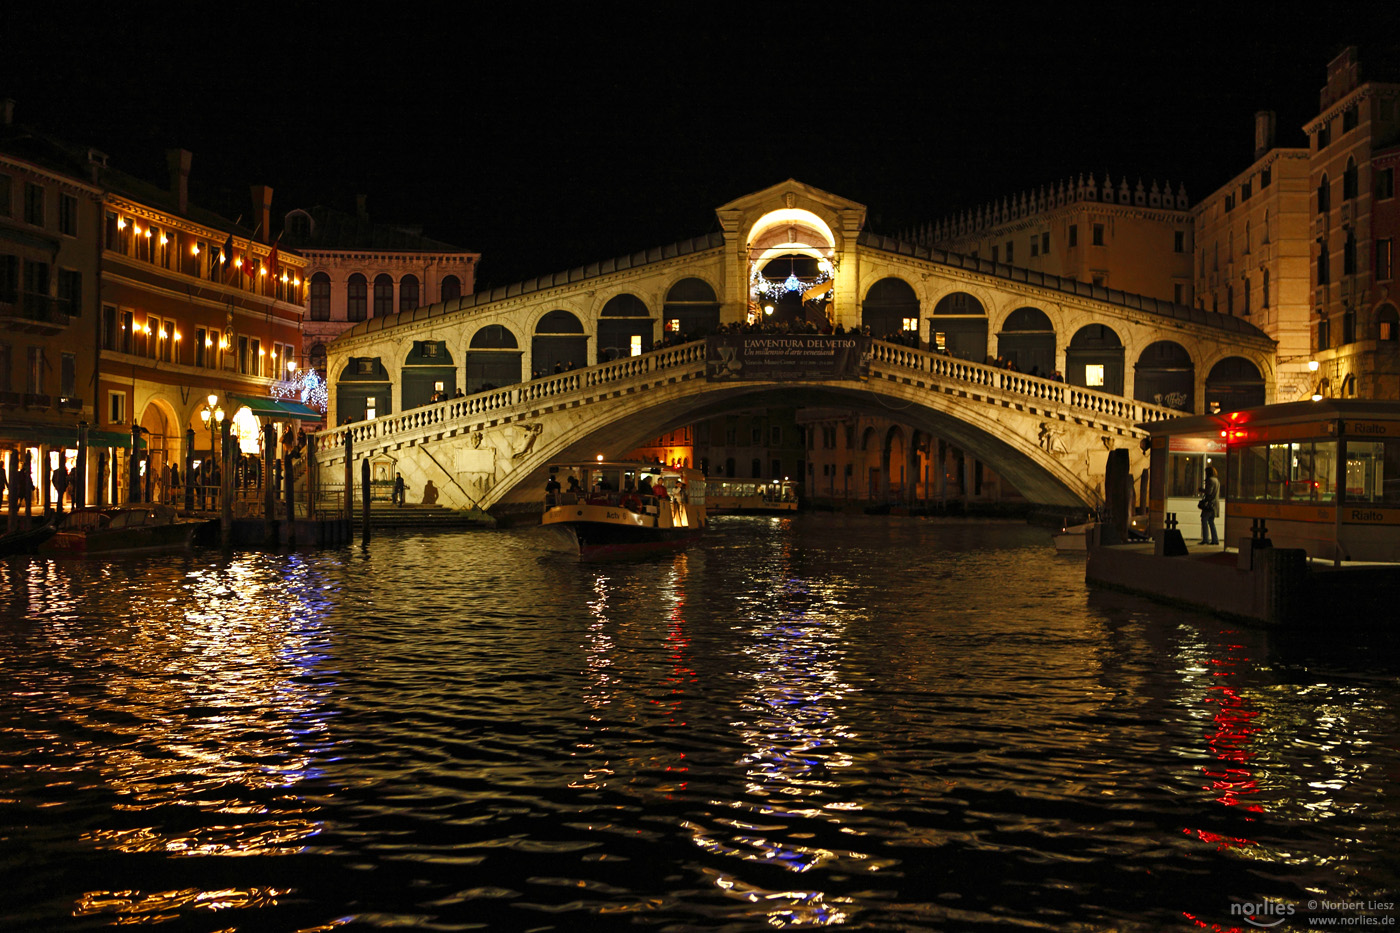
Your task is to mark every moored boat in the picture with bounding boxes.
[542,461,707,559]
[40,504,202,557]
[704,478,799,515]
[0,517,59,556]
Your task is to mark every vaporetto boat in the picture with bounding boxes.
[541,461,707,560]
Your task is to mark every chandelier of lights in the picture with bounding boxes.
[272,368,329,413]
[749,262,833,302]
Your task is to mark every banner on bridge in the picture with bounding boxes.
[705,335,872,382]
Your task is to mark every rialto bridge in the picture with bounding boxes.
[313,180,1277,515]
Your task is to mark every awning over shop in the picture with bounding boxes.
[226,394,324,422]
[1,423,133,449]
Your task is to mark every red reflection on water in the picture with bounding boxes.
[1184,632,1262,853]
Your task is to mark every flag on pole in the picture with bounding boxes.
[220,232,234,282]
[266,235,280,281]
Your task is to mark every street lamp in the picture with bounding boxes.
[199,394,224,506]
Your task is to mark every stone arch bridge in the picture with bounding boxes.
[314,179,1275,514]
[312,338,1183,515]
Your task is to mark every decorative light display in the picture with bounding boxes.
[272,368,329,414]
[749,264,833,302]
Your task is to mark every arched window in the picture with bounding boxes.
[1343,158,1359,201]
[1243,276,1251,315]
[1318,241,1330,285]
[1318,173,1331,213]
[399,274,420,312]
[309,272,331,321]
[373,274,394,317]
[662,278,720,338]
[347,273,367,321]
[862,277,919,338]
[1344,232,1357,275]
[1377,304,1399,341]
[309,342,327,373]
[1262,269,1270,308]
[440,274,461,302]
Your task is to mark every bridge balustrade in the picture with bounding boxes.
[316,338,1177,461]
[866,342,1178,425]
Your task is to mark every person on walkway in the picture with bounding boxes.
[52,462,69,513]
[392,472,407,507]
[1199,464,1220,546]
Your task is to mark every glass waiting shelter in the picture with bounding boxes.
[1140,399,1400,562]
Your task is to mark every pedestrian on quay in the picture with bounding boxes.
[392,472,407,507]
[1198,464,1220,546]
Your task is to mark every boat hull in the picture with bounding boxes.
[547,519,703,560]
[39,506,200,557]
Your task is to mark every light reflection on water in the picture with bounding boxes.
[0,515,1397,931]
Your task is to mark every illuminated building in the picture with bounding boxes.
[1307,47,1400,401]
[0,100,106,512]
[1192,112,1313,404]
[281,200,478,386]
[917,174,1195,307]
[95,151,311,502]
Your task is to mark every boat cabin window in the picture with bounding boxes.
[1343,440,1400,504]
[1230,441,1337,502]
[1166,452,1223,498]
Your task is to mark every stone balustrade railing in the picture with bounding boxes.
[314,339,1179,461]
[867,342,1182,426]
[315,341,709,459]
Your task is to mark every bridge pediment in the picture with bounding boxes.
[714,178,868,249]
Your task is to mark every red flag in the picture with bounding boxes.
[266,236,280,280]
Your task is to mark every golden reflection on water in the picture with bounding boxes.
[3,555,337,922]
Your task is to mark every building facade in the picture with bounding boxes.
[919,174,1195,307]
[1191,113,1314,402]
[1307,47,1400,401]
[282,201,479,385]
[95,153,311,505]
[1,102,105,519]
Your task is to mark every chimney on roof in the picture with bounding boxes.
[167,149,192,215]
[1,99,14,126]
[250,184,273,242]
[1253,111,1276,161]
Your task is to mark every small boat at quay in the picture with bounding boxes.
[0,517,58,556]
[542,461,707,560]
[40,504,202,557]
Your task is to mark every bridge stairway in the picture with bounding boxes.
[351,503,495,530]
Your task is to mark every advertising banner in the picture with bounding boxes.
[705,335,871,382]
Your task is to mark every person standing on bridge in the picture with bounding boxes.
[1198,465,1220,546]
[393,472,408,507]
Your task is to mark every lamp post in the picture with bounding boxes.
[199,394,224,510]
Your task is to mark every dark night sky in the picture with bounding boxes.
[10,4,1400,287]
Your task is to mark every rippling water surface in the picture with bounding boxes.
[1,515,1397,932]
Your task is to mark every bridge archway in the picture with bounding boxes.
[597,294,653,361]
[532,310,587,375]
[336,357,391,423]
[662,278,720,340]
[1205,357,1265,413]
[402,340,456,409]
[863,277,920,339]
[1066,324,1124,395]
[1134,340,1194,412]
[466,324,521,392]
[997,306,1055,376]
[930,291,988,360]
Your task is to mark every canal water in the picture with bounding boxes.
[1,515,1397,932]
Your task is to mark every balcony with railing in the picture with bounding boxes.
[0,290,72,334]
